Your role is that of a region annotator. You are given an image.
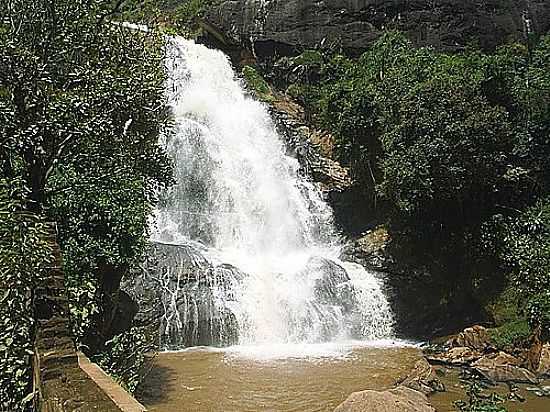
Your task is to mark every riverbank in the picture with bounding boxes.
[136,326,550,412]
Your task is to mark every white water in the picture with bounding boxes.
[151,37,394,348]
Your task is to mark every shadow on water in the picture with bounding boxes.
[135,357,176,406]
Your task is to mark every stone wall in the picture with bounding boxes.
[32,228,145,412]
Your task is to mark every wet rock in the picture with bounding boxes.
[124,242,243,349]
[447,325,492,351]
[427,347,482,366]
[269,96,352,194]
[297,256,366,340]
[470,351,540,383]
[400,358,445,395]
[536,344,550,378]
[334,386,436,412]
[472,351,522,368]
[305,257,356,311]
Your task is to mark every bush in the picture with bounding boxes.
[0,180,52,411]
[489,320,531,350]
[93,327,155,393]
[242,66,274,102]
[500,198,550,335]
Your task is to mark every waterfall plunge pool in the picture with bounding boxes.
[139,342,422,412]
[138,342,550,412]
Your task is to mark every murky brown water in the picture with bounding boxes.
[139,343,550,412]
[140,342,421,412]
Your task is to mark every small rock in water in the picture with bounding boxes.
[400,358,445,395]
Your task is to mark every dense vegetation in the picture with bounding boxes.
[119,0,212,35]
[0,0,171,408]
[267,32,550,338]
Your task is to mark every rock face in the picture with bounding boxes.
[124,242,242,349]
[334,386,435,412]
[205,0,550,57]
[269,96,352,195]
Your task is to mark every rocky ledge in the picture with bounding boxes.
[426,325,550,386]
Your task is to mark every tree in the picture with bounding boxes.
[0,0,173,406]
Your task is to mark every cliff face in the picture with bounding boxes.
[204,0,550,57]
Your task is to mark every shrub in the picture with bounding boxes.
[0,179,52,411]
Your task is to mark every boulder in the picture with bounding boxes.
[305,257,356,312]
[474,364,539,384]
[536,344,550,378]
[470,351,538,384]
[400,358,445,395]
[472,351,522,368]
[124,242,243,349]
[427,347,482,366]
[446,325,491,351]
[334,386,435,412]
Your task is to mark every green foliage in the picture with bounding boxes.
[0,0,173,403]
[120,0,213,36]
[93,327,155,393]
[454,379,507,412]
[489,320,531,350]
[485,287,523,327]
[0,179,52,411]
[274,31,550,329]
[500,198,550,334]
[242,66,274,102]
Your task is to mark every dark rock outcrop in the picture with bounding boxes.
[342,228,489,339]
[204,0,550,58]
[124,242,242,349]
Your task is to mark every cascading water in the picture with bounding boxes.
[148,36,394,349]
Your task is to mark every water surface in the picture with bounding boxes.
[140,343,421,412]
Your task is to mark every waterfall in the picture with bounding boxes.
[148,36,394,348]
